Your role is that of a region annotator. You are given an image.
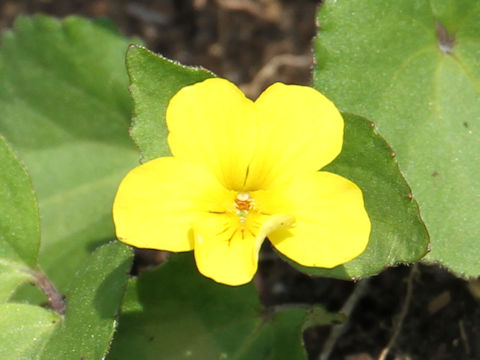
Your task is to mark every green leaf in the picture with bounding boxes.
[302,305,344,331]
[0,303,60,360]
[0,15,140,291]
[314,0,480,276]
[126,45,213,161]
[39,242,132,360]
[0,136,38,300]
[284,114,429,279]
[108,253,315,360]
[0,266,33,302]
[0,136,39,268]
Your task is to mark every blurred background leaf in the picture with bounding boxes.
[314,0,480,277]
[0,303,60,360]
[0,14,137,360]
[0,15,139,294]
[0,136,39,301]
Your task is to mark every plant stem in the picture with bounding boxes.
[29,269,65,315]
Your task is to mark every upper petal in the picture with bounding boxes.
[166,78,257,191]
[113,157,232,251]
[254,171,371,268]
[244,83,344,190]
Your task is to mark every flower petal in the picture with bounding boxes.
[255,171,370,268]
[245,83,344,190]
[166,78,257,191]
[113,157,232,251]
[193,213,261,286]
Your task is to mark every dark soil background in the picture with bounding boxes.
[2,1,479,359]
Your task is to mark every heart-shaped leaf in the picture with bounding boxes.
[314,0,480,276]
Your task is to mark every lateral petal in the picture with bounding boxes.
[255,171,371,268]
[245,83,344,190]
[113,157,232,252]
[166,78,257,191]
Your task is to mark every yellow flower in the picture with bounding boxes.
[113,78,370,286]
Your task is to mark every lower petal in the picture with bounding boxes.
[255,171,371,268]
[113,157,232,252]
[193,214,260,286]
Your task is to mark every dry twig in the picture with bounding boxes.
[216,0,261,15]
[377,264,419,360]
[318,278,371,360]
[241,53,312,98]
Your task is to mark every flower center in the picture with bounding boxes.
[234,192,253,223]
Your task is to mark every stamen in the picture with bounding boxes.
[234,192,254,224]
